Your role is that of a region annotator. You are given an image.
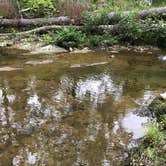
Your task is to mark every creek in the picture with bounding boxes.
[0,49,165,166]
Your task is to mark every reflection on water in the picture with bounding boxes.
[122,111,148,139]
[0,51,165,165]
[159,55,166,61]
[75,74,124,107]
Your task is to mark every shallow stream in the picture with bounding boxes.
[0,49,165,166]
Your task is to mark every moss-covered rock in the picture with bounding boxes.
[148,97,166,119]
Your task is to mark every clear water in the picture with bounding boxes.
[0,49,165,166]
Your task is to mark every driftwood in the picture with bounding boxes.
[0,7,166,27]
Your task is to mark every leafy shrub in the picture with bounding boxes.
[87,35,102,47]
[82,10,109,33]
[143,19,166,48]
[21,0,55,17]
[87,34,117,48]
[55,28,86,49]
[117,17,166,48]
[117,15,144,44]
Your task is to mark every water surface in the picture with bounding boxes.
[0,50,165,166]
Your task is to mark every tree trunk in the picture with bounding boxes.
[108,7,166,23]
[0,17,71,27]
[0,7,165,27]
[0,25,117,38]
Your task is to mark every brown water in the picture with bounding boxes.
[0,50,166,166]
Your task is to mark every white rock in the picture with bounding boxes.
[160,92,166,100]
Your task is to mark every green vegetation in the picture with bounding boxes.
[42,33,54,45]
[118,18,166,48]
[1,0,166,49]
[20,0,56,17]
[146,122,164,143]
[40,28,118,49]
[54,28,86,49]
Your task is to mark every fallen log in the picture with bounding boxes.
[0,25,117,38]
[0,7,165,27]
[0,16,71,27]
[108,7,166,23]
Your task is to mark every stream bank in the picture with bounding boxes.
[129,95,166,166]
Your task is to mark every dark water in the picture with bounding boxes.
[0,50,166,166]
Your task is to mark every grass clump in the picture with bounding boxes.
[145,122,164,144]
